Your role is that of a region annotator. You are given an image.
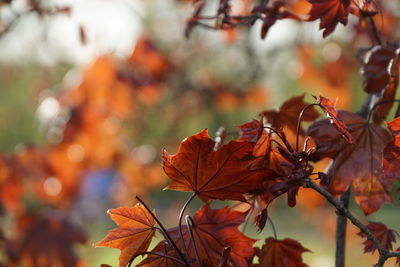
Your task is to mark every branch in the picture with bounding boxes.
[368,17,382,45]
[304,178,400,267]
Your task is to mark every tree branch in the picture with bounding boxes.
[304,178,400,267]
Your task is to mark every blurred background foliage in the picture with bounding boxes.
[0,0,400,266]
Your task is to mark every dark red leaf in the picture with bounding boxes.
[163,129,267,202]
[383,117,400,181]
[139,204,256,267]
[357,222,397,253]
[253,237,310,267]
[307,110,392,215]
[307,0,351,37]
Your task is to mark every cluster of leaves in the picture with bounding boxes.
[0,30,273,266]
[97,0,400,266]
[97,93,400,266]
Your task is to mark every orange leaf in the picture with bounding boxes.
[163,129,267,202]
[96,204,156,267]
[253,237,310,267]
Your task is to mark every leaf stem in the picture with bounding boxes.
[185,215,202,266]
[178,193,197,260]
[135,196,190,266]
[268,215,278,239]
[295,103,319,151]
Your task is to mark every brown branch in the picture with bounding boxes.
[335,188,350,267]
[368,17,382,45]
[304,178,400,267]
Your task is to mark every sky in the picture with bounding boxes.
[0,0,143,65]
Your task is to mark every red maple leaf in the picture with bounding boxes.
[357,221,397,253]
[307,0,351,37]
[307,110,392,215]
[139,204,256,267]
[361,45,400,124]
[162,129,267,202]
[253,237,310,267]
[96,204,156,267]
[262,94,319,135]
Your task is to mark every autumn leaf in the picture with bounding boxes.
[357,222,397,253]
[262,94,319,135]
[307,110,392,215]
[307,0,351,37]
[19,213,87,267]
[362,45,399,94]
[96,203,156,267]
[383,117,400,181]
[238,118,264,143]
[163,129,267,202]
[361,45,400,124]
[238,117,271,158]
[253,237,310,267]
[139,204,256,267]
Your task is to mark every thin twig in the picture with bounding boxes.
[135,196,190,266]
[295,103,319,151]
[368,17,383,45]
[178,193,197,260]
[185,215,201,266]
[268,215,277,239]
[304,178,400,267]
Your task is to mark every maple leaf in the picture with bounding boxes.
[238,118,264,143]
[139,204,256,267]
[383,117,400,181]
[163,129,267,202]
[262,95,319,134]
[307,110,393,215]
[96,203,156,267]
[253,237,310,267]
[362,45,399,94]
[361,45,400,124]
[19,213,87,267]
[238,117,271,158]
[307,0,351,37]
[357,222,397,253]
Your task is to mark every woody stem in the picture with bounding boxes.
[304,178,400,267]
